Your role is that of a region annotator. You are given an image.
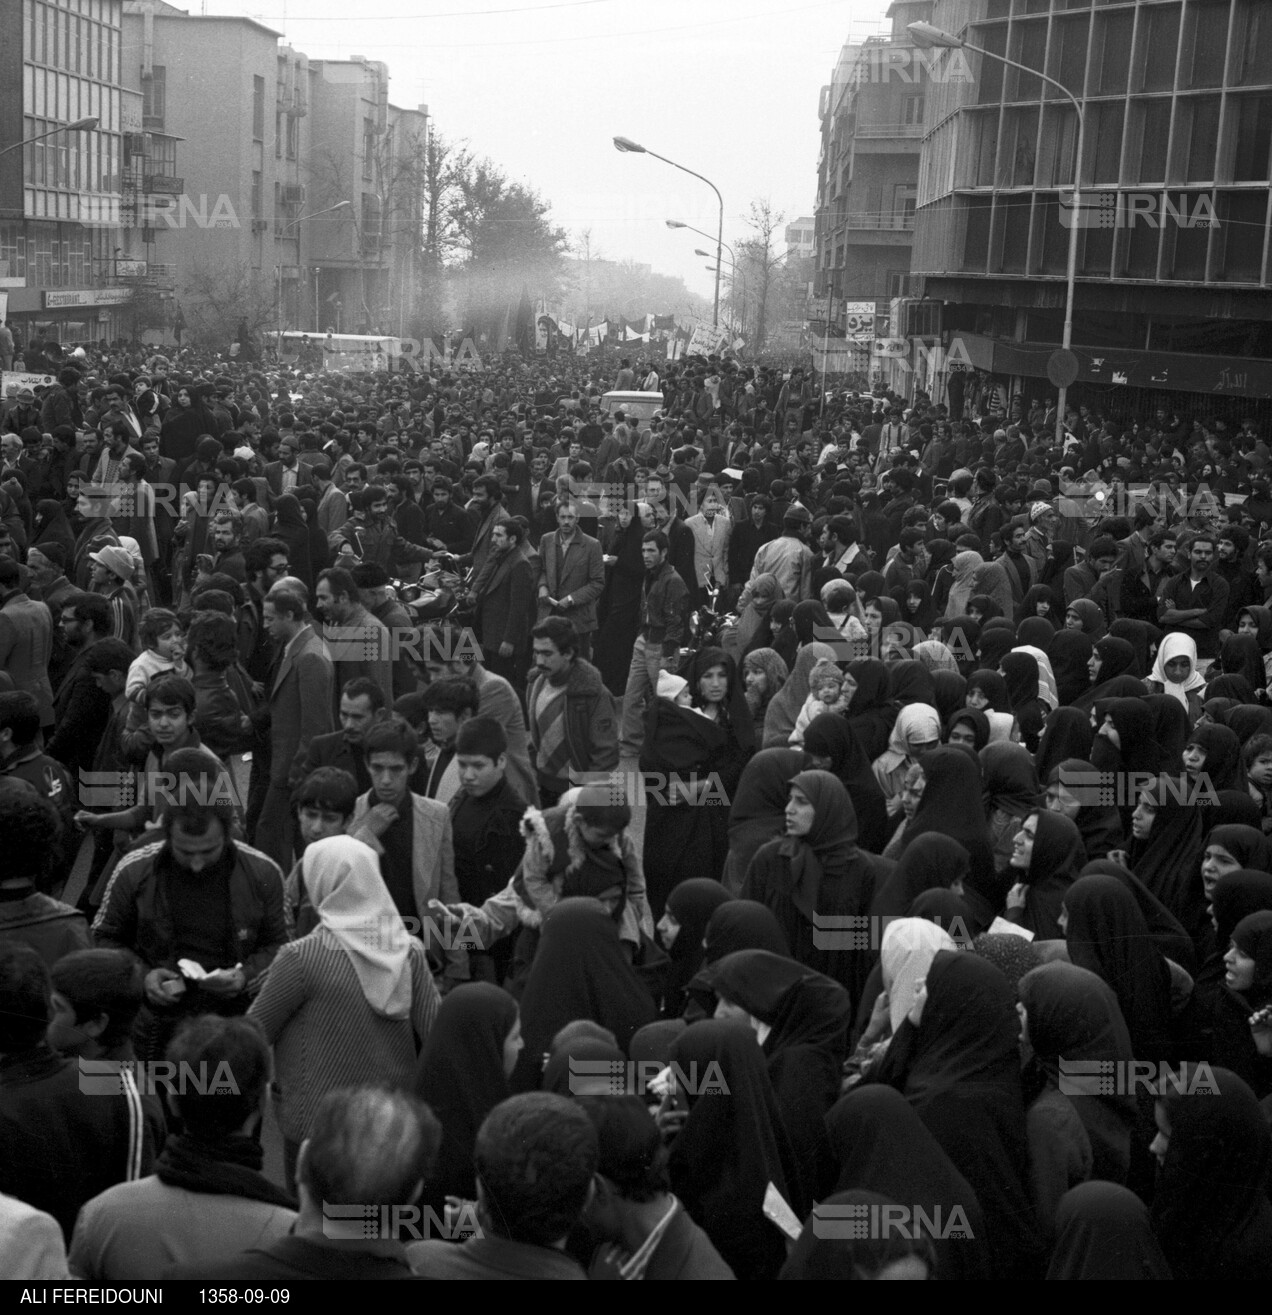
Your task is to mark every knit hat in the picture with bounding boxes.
[657,671,688,701]
[1029,501,1052,523]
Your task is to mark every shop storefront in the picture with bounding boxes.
[946,332,1272,424]
[1,284,134,346]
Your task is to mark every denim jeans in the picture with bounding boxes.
[619,636,665,758]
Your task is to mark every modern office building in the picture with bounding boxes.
[912,0,1272,413]
[0,0,147,342]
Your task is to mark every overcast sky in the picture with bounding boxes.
[201,0,890,301]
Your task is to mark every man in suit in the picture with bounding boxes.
[535,497,605,663]
[287,675,391,798]
[253,587,333,870]
[311,459,349,541]
[684,492,731,599]
[471,519,535,691]
[264,437,315,501]
[0,558,55,733]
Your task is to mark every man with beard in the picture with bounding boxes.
[313,567,393,714]
[92,803,287,1061]
[470,519,534,692]
[351,561,417,701]
[996,519,1039,603]
[455,475,510,579]
[46,592,114,778]
[265,436,314,500]
[70,485,122,591]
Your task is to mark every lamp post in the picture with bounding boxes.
[615,137,723,327]
[0,116,98,160]
[908,21,1084,446]
[667,220,737,267]
[276,200,350,337]
[699,250,747,339]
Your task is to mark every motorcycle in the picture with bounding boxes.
[684,577,737,657]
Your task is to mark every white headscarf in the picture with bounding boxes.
[881,917,957,1033]
[1011,644,1059,713]
[302,835,413,1020]
[874,702,942,777]
[1150,631,1206,708]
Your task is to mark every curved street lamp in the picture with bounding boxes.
[0,116,98,160]
[615,136,723,327]
[276,200,352,334]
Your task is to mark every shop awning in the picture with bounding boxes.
[950,332,1272,400]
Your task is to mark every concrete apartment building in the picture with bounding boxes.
[119,1,427,342]
[911,0,1272,416]
[813,1,936,383]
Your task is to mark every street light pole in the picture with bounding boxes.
[276,200,351,339]
[908,21,1084,446]
[0,116,98,160]
[615,137,723,328]
[668,220,737,267]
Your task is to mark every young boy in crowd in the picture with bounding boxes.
[284,766,360,936]
[1246,732,1272,835]
[448,717,527,983]
[74,676,237,862]
[46,948,148,1064]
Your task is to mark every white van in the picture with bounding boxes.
[599,390,665,422]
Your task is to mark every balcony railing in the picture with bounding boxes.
[853,122,926,139]
[840,211,916,231]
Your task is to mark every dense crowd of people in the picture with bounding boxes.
[0,335,1271,1281]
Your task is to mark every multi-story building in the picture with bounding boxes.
[912,0,1272,416]
[306,59,428,336]
[814,1,936,383]
[0,0,148,344]
[785,217,816,259]
[118,2,426,344]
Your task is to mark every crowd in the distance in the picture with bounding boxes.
[0,331,1270,1281]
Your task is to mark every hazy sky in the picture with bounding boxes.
[200,0,891,301]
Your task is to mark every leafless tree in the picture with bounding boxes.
[181,260,277,348]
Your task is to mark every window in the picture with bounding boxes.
[286,114,298,160]
[901,95,924,127]
[1132,99,1172,184]
[149,135,177,178]
[143,65,165,125]
[1183,1,1229,89]
[1232,95,1272,182]
[251,170,262,219]
[253,75,265,141]
[362,118,375,181]
[275,110,282,158]
[1239,0,1272,86]
[1138,4,1181,94]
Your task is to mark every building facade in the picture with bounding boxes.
[912,0,1272,414]
[0,0,146,343]
[813,1,936,384]
[118,2,426,346]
